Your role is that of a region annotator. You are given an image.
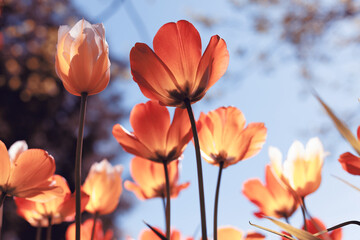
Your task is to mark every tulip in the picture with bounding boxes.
[82,159,123,215]
[132,228,193,240]
[270,137,325,198]
[338,126,360,175]
[0,140,62,203]
[14,175,89,227]
[197,106,267,168]
[55,19,110,96]
[113,100,192,163]
[243,165,298,219]
[66,219,113,240]
[124,157,189,200]
[303,218,342,240]
[217,227,265,240]
[129,20,229,108]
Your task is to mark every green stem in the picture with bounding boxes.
[46,216,52,240]
[163,161,171,240]
[90,212,99,240]
[184,98,207,240]
[301,197,307,231]
[36,224,42,240]
[75,92,88,240]
[0,192,6,240]
[213,161,224,240]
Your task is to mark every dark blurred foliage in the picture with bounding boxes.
[0,0,131,239]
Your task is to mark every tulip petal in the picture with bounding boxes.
[130,43,180,105]
[0,141,10,187]
[8,140,28,162]
[8,149,57,198]
[217,227,243,240]
[240,123,267,160]
[130,101,170,159]
[338,152,360,175]
[112,124,154,159]
[166,108,192,160]
[153,20,202,91]
[194,35,229,95]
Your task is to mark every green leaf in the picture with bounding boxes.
[265,217,321,240]
[143,221,168,240]
[314,93,360,156]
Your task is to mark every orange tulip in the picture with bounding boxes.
[196,107,267,168]
[125,156,189,200]
[217,226,265,240]
[113,100,192,163]
[0,140,62,202]
[303,218,342,240]
[129,20,229,108]
[14,175,89,227]
[66,218,113,240]
[270,138,325,198]
[82,159,123,215]
[133,228,193,240]
[242,165,298,219]
[338,126,360,175]
[55,19,110,96]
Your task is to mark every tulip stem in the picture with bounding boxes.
[36,225,42,240]
[161,193,166,232]
[301,197,307,231]
[184,98,207,240]
[163,161,171,240]
[75,92,88,240]
[90,212,99,240]
[46,216,52,240]
[0,192,5,240]
[213,161,224,240]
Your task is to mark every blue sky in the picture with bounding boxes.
[72,0,360,239]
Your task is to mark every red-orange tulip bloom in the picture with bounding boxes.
[132,228,193,240]
[338,126,360,175]
[303,218,342,240]
[243,165,298,219]
[14,175,89,227]
[0,140,62,201]
[270,138,325,198]
[55,19,110,96]
[83,159,123,215]
[197,107,267,168]
[113,100,192,163]
[125,156,189,200]
[129,20,229,108]
[66,219,113,240]
[217,226,265,240]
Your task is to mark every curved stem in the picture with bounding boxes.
[36,224,42,240]
[161,193,166,232]
[90,212,99,240]
[213,161,224,240]
[301,197,307,231]
[184,99,207,240]
[163,161,171,240]
[46,216,52,240]
[75,92,88,240]
[314,220,360,236]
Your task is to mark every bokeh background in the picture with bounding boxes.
[2,0,360,239]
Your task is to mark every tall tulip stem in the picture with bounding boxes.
[75,92,88,240]
[301,197,307,231]
[46,217,52,240]
[90,212,99,240]
[163,161,171,240]
[36,225,42,240]
[184,98,207,240]
[213,161,224,240]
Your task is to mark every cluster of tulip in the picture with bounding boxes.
[2,17,358,240]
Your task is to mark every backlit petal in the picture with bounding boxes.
[153,20,202,91]
[8,140,28,162]
[217,227,243,240]
[0,141,10,186]
[338,152,360,175]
